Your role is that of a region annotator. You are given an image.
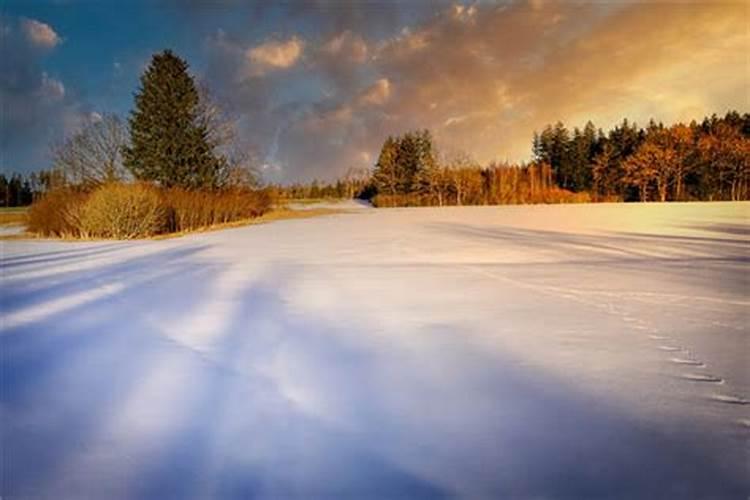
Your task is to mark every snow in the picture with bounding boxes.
[0,225,25,237]
[1,201,748,499]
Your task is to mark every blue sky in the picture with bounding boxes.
[1,1,747,182]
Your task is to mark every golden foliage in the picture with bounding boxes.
[27,188,89,237]
[79,183,167,239]
[26,183,274,239]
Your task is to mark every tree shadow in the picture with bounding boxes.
[1,243,216,498]
[128,271,451,500]
[682,222,750,238]
[427,221,749,294]
[1,244,210,312]
[3,244,748,499]
[0,243,128,269]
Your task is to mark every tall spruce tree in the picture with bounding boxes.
[123,50,224,189]
[373,136,399,195]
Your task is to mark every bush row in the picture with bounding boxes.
[28,183,273,239]
[371,189,591,208]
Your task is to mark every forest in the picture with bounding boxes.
[367,111,749,207]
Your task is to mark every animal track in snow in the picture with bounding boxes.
[681,373,724,383]
[710,394,749,405]
[669,358,705,367]
[657,345,682,352]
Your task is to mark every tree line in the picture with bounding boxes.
[0,170,64,207]
[533,111,749,201]
[369,130,585,206]
[365,110,749,206]
[271,167,371,201]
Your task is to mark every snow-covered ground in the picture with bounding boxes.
[1,202,748,499]
[0,224,25,237]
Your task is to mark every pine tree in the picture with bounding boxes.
[395,132,421,193]
[123,50,224,189]
[373,136,399,195]
[414,129,438,195]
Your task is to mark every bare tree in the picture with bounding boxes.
[197,85,261,188]
[698,123,750,201]
[343,166,370,198]
[51,114,129,186]
[443,151,480,206]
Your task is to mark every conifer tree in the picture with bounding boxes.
[123,50,224,189]
[373,136,399,195]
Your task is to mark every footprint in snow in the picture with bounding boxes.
[657,345,682,352]
[670,357,705,367]
[710,394,749,406]
[681,373,724,383]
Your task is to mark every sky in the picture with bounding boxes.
[1,0,747,182]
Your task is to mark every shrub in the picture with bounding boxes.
[163,187,272,232]
[372,187,592,207]
[27,188,89,237]
[27,182,274,239]
[371,194,432,208]
[79,183,167,238]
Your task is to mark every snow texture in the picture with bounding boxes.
[1,201,748,499]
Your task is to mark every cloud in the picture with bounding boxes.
[0,15,88,171]
[22,18,60,48]
[321,31,368,63]
[358,78,391,106]
[40,72,65,100]
[246,36,304,74]
[360,1,748,164]
[197,1,746,181]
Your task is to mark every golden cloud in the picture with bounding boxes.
[246,36,304,73]
[22,18,60,48]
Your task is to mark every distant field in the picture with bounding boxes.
[0,206,28,225]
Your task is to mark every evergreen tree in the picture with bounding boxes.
[395,132,421,193]
[413,129,438,195]
[373,136,399,195]
[123,50,225,189]
[550,122,572,189]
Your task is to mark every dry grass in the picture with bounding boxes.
[164,188,272,232]
[24,184,275,239]
[0,207,28,226]
[152,207,343,239]
[4,207,343,241]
